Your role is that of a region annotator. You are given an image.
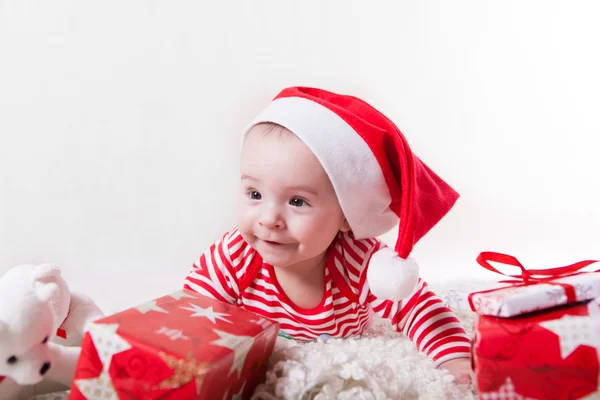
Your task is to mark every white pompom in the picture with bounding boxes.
[366,247,419,302]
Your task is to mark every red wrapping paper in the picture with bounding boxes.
[68,290,279,399]
[473,298,600,399]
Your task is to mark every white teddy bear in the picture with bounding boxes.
[0,264,104,399]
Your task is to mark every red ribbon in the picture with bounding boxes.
[468,252,600,312]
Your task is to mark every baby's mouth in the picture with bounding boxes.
[264,240,283,245]
[259,238,288,246]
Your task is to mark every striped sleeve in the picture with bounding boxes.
[353,242,471,366]
[367,278,471,366]
[183,228,248,305]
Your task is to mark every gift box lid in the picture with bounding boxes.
[467,252,600,317]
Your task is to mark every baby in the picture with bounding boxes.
[183,87,472,384]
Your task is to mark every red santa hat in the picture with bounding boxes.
[242,86,459,301]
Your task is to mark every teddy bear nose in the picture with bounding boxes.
[40,362,51,375]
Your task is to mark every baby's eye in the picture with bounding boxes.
[7,355,17,365]
[290,198,306,207]
[42,336,49,344]
[248,190,262,200]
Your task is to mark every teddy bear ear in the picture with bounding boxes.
[36,282,60,303]
[32,263,62,283]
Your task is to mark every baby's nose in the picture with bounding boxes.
[259,209,284,228]
[40,361,51,375]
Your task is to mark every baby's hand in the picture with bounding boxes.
[437,357,473,386]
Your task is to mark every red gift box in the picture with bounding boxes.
[469,253,600,399]
[68,290,279,399]
[473,297,600,399]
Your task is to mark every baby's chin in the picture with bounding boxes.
[255,243,297,266]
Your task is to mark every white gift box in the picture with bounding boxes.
[467,272,600,317]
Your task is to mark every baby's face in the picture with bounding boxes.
[237,124,349,271]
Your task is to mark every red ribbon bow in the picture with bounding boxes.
[469,252,600,311]
[476,252,600,283]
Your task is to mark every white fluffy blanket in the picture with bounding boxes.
[252,309,476,400]
[29,282,477,400]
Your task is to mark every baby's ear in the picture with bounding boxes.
[340,218,351,233]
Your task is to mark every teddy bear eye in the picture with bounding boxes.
[7,355,17,364]
[42,336,49,344]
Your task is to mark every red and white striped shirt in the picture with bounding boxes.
[183,228,470,366]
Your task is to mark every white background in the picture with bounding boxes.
[1,1,599,314]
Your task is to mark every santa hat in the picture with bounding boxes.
[241,87,459,301]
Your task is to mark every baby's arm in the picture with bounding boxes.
[183,228,244,304]
[365,277,471,366]
[339,235,471,367]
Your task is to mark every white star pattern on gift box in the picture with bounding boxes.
[169,291,197,300]
[76,373,118,400]
[155,326,190,341]
[211,330,255,378]
[181,303,232,324]
[588,298,600,317]
[539,314,600,359]
[232,382,246,400]
[480,377,528,400]
[538,307,600,399]
[249,317,271,329]
[74,323,132,399]
[135,299,169,314]
[579,386,600,400]
[221,381,246,400]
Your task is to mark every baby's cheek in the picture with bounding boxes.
[237,225,254,244]
[235,205,248,226]
[299,221,336,250]
[236,207,255,232]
